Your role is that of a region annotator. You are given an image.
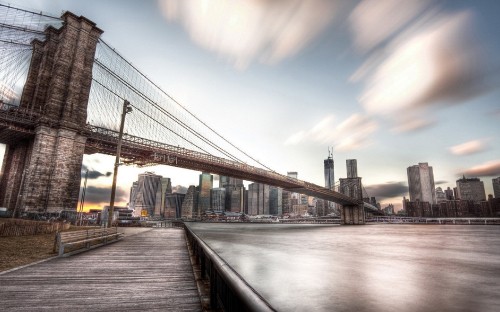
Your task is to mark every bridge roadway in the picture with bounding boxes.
[0,104,380,212]
[0,228,202,311]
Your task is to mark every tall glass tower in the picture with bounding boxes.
[198,172,213,213]
[324,149,334,190]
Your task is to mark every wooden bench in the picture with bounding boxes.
[55,227,123,257]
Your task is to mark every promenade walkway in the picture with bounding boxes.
[0,228,201,311]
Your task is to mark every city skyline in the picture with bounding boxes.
[0,0,499,211]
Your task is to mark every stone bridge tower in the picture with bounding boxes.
[0,12,102,215]
[339,177,365,224]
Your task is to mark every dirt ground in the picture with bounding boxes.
[0,232,57,272]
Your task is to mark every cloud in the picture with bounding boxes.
[158,0,336,69]
[364,181,408,199]
[284,114,378,152]
[449,139,489,156]
[81,165,112,180]
[334,114,378,151]
[172,185,188,194]
[83,186,128,205]
[350,7,498,132]
[462,160,500,177]
[349,0,430,52]
[391,117,436,133]
[435,180,448,185]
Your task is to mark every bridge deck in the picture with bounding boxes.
[0,228,201,311]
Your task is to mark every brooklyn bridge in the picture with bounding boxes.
[0,4,380,224]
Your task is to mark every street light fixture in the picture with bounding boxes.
[108,100,132,227]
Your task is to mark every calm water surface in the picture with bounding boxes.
[186,223,500,312]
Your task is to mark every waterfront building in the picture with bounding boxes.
[219,176,244,213]
[406,201,433,217]
[211,188,226,212]
[130,172,163,217]
[407,162,436,204]
[346,159,358,178]
[292,204,308,217]
[493,177,500,198]
[154,177,172,217]
[315,199,326,216]
[437,200,474,217]
[435,187,446,203]
[456,176,486,204]
[282,190,292,215]
[444,187,454,200]
[247,183,270,215]
[269,186,282,216]
[198,172,213,213]
[165,193,185,219]
[181,185,199,219]
[129,181,138,211]
[383,204,394,215]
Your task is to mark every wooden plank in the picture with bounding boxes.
[0,228,202,311]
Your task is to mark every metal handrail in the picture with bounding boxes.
[183,223,276,312]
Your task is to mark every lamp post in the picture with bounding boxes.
[108,100,132,227]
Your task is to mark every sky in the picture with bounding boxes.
[1,0,500,211]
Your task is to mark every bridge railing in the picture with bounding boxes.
[179,221,276,312]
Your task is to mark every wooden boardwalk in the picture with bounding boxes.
[0,228,201,311]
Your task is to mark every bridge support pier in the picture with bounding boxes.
[341,203,365,225]
[0,12,102,215]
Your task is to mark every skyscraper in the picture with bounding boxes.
[211,188,226,212]
[219,176,244,212]
[407,163,436,204]
[269,186,282,215]
[493,177,500,198]
[346,159,358,178]
[198,172,213,213]
[165,193,185,219]
[247,183,270,215]
[154,177,172,217]
[456,176,486,203]
[181,185,199,219]
[131,172,163,217]
[324,150,334,190]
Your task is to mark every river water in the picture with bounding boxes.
[186,223,500,312]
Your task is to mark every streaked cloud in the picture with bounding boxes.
[463,160,500,177]
[284,113,378,152]
[364,181,408,200]
[158,0,336,69]
[349,3,498,133]
[435,180,448,185]
[349,0,430,52]
[284,115,335,146]
[334,114,378,151]
[360,11,487,115]
[391,117,436,133]
[449,139,489,156]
